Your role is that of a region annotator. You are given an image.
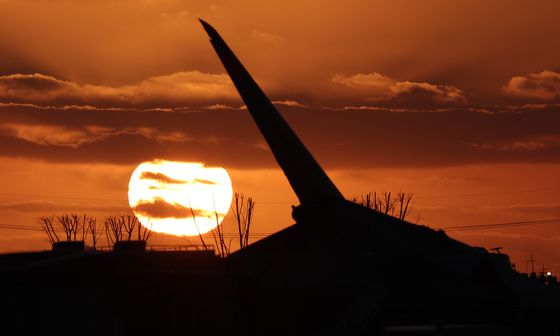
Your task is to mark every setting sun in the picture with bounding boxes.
[128,159,233,236]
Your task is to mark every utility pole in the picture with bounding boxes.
[526,255,536,274]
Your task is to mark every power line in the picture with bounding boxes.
[0,191,293,205]
[416,187,560,200]
[256,186,560,203]
[441,218,560,232]
[2,217,560,235]
[0,223,272,238]
[0,186,559,205]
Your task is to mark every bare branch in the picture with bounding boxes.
[104,215,124,247]
[87,217,100,251]
[40,216,58,244]
[353,191,419,222]
[232,192,255,250]
[188,202,208,251]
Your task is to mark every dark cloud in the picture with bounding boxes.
[140,171,186,184]
[132,197,214,219]
[194,178,217,185]
[0,103,559,168]
[503,71,560,102]
[0,73,67,91]
[140,172,217,185]
[0,72,239,108]
[507,203,560,217]
[1,1,560,108]
[386,82,466,107]
[0,200,127,213]
[0,74,80,105]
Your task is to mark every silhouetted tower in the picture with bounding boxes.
[527,255,537,279]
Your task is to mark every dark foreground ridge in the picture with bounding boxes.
[1,20,559,335]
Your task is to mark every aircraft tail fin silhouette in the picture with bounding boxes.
[200,19,344,204]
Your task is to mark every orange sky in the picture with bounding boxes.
[0,0,559,273]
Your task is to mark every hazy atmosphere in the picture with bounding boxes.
[1,0,559,273]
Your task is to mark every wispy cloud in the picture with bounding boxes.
[0,124,191,148]
[0,72,238,107]
[503,70,560,101]
[252,29,279,42]
[0,200,127,213]
[133,197,220,219]
[140,171,187,184]
[465,135,560,152]
[333,72,466,106]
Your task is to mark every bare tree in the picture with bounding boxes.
[395,192,415,222]
[86,217,101,251]
[41,213,148,250]
[104,215,123,246]
[137,218,153,242]
[121,214,153,242]
[353,192,419,222]
[41,213,101,253]
[211,208,231,258]
[105,214,152,247]
[121,215,138,241]
[57,214,83,242]
[41,213,95,243]
[232,192,255,249]
[184,193,256,257]
[40,216,59,244]
[188,202,209,251]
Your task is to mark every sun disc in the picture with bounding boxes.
[128,159,233,236]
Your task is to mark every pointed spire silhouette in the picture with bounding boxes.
[200,19,344,205]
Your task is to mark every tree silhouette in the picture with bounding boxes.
[104,214,152,248]
[189,202,210,252]
[86,216,101,251]
[211,209,230,257]
[205,192,256,257]
[40,216,59,244]
[40,213,95,244]
[353,192,419,222]
[232,192,255,249]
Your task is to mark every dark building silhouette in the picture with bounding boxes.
[1,20,559,335]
